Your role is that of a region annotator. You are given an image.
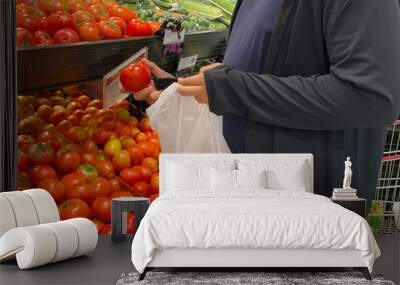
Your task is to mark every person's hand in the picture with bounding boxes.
[199,62,222,73]
[120,58,174,105]
[177,73,209,105]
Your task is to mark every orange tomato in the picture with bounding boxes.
[142,157,158,173]
[120,168,140,186]
[109,178,120,192]
[87,4,109,22]
[136,142,157,158]
[134,132,147,143]
[139,117,152,132]
[76,95,91,108]
[87,99,102,109]
[66,126,87,144]
[112,150,131,171]
[150,174,159,194]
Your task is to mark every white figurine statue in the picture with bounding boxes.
[342,157,353,189]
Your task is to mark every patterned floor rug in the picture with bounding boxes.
[116,271,396,285]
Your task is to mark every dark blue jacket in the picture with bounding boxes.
[205,0,400,206]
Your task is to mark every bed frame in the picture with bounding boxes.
[138,154,372,281]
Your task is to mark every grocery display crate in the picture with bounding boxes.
[17,30,228,91]
[368,120,400,234]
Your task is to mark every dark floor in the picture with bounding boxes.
[0,236,135,285]
[1,234,399,285]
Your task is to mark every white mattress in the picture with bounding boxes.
[131,190,380,273]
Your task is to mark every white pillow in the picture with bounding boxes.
[167,163,211,191]
[236,169,267,188]
[237,159,308,192]
[211,168,236,190]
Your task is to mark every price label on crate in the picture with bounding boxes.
[102,47,148,109]
[176,54,198,78]
[163,29,186,45]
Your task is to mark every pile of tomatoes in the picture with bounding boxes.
[16,0,161,48]
[17,84,160,234]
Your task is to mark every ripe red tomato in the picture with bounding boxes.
[53,28,80,44]
[48,109,68,125]
[134,132,147,143]
[120,168,140,186]
[16,27,33,48]
[120,63,151,93]
[142,157,158,173]
[36,130,60,151]
[33,30,53,45]
[110,191,132,199]
[65,183,91,203]
[112,150,131,171]
[27,142,55,166]
[29,165,57,185]
[68,0,88,13]
[79,22,100,41]
[86,99,102,108]
[146,20,160,34]
[66,126,86,144]
[54,148,81,174]
[150,174,159,194]
[95,160,115,179]
[92,128,112,145]
[56,119,73,134]
[18,13,47,33]
[90,177,112,199]
[98,19,122,39]
[132,181,150,197]
[109,178,120,192]
[99,223,111,234]
[126,116,139,128]
[58,199,92,220]
[91,197,111,223]
[149,137,161,151]
[126,145,143,165]
[77,164,99,182]
[84,106,99,115]
[76,95,91,108]
[66,101,82,115]
[90,218,104,233]
[108,5,130,21]
[38,178,66,204]
[68,114,80,126]
[80,114,97,128]
[136,142,157,158]
[139,117,152,132]
[126,18,151,37]
[88,4,109,22]
[18,151,29,171]
[61,171,88,188]
[40,0,69,13]
[127,212,135,234]
[46,11,75,35]
[18,135,37,152]
[109,16,126,34]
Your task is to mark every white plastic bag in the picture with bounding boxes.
[147,83,230,153]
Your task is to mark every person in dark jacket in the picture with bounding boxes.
[135,0,400,206]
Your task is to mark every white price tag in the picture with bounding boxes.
[163,29,186,45]
[177,55,198,71]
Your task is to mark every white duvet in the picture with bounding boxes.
[131,190,380,272]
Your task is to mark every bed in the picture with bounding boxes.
[131,154,380,281]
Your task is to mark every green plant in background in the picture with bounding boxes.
[368,200,384,235]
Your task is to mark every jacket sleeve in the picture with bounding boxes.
[204,0,400,130]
